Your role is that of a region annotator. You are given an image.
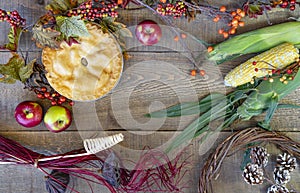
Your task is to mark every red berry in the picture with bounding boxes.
[290,5,296,11]
[287,69,293,74]
[37,93,43,98]
[44,92,50,98]
[272,69,276,74]
[190,69,197,76]
[69,101,74,106]
[59,96,66,102]
[252,61,257,65]
[254,68,259,72]
[40,87,47,92]
[51,101,57,105]
[199,70,206,76]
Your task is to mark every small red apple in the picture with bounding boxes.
[44,105,72,133]
[14,101,43,127]
[135,20,162,46]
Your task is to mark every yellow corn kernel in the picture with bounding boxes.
[224,43,299,87]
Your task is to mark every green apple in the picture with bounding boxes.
[44,106,72,133]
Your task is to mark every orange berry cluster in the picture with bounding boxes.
[213,6,246,38]
[190,69,206,77]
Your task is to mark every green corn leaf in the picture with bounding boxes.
[146,93,226,118]
[277,104,300,109]
[165,98,231,153]
[240,148,252,170]
[277,71,300,100]
[199,113,239,144]
[56,16,89,38]
[208,22,300,64]
[258,97,279,131]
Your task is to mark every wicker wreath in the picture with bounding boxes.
[199,127,300,193]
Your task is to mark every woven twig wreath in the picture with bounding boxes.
[199,127,300,193]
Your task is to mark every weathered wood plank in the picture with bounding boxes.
[0,131,300,193]
[1,1,300,193]
[1,52,300,133]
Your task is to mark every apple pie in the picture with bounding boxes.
[42,23,123,101]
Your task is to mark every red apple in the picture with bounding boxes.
[135,20,162,46]
[44,105,72,133]
[14,101,43,127]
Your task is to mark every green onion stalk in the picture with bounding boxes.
[147,68,300,153]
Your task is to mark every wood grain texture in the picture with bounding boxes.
[1,0,300,193]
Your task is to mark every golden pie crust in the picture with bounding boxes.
[42,23,123,101]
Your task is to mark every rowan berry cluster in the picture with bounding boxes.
[0,9,26,28]
[34,87,74,106]
[67,0,118,21]
[156,1,187,18]
[275,0,298,11]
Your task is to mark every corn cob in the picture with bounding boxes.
[208,22,300,64]
[224,43,299,87]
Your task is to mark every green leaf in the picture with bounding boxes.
[32,24,61,48]
[240,148,253,170]
[258,97,279,131]
[19,59,35,83]
[5,27,22,51]
[146,93,226,117]
[56,16,89,38]
[46,0,71,13]
[0,54,25,84]
[165,98,231,153]
[277,103,300,109]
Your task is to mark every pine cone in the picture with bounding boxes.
[273,167,291,185]
[250,146,269,168]
[277,153,297,172]
[242,163,264,185]
[267,184,289,193]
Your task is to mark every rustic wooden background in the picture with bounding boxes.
[1,0,300,192]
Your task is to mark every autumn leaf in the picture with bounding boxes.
[56,16,89,38]
[32,24,61,48]
[99,17,132,52]
[46,0,71,14]
[5,27,22,51]
[77,0,88,4]
[0,53,34,84]
[19,59,35,83]
[100,17,132,37]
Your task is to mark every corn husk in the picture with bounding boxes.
[208,22,300,64]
